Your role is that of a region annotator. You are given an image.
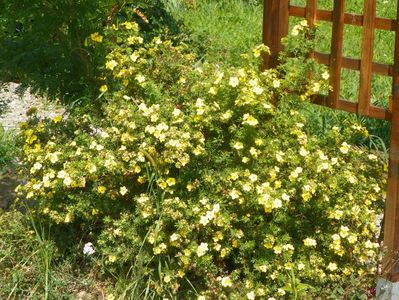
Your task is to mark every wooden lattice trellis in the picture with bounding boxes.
[263,0,399,280]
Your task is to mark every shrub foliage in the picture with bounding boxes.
[15,20,386,299]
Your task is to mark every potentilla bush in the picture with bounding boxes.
[16,21,386,299]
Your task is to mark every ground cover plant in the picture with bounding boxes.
[6,18,386,299]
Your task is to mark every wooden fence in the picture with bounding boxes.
[263,0,399,280]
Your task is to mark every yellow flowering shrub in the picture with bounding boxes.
[16,22,386,299]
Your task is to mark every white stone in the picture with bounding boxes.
[377,278,399,300]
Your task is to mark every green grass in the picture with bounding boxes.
[0,210,109,299]
[163,0,263,66]
[0,126,17,173]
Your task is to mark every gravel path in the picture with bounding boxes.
[0,82,64,129]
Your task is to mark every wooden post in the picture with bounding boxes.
[263,0,289,69]
[382,1,399,281]
[328,0,345,108]
[305,0,317,64]
[305,0,317,27]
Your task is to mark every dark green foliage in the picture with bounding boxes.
[0,0,180,104]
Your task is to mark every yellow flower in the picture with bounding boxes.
[87,164,97,174]
[272,79,281,88]
[178,270,186,278]
[197,242,208,257]
[299,147,309,157]
[233,142,244,150]
[209,87,217,95]
[170,233,180,242]
[120,186,128,195]
[242,114,259,126]
[135,74,146,83]
[127,36,135,45]
[220,248,228,257]
[122,21,137,30]
[289,167,303,181]
[297,262,305,270]
[221,276,233,287]
[327,262,338,271]
[105,60,118,70]
[246,291,255,300]
[46,152,59,163]
[97,186,107,194]
[99,85,108,93]
[229,76,239,87]
[166,177,176,186]
[229,189,240,199]
[303,238,317,247]
[339,142,351,154]
[347,234,358,244]
[64,212,73,223]
[106,294,115,300]
[339,226,350,238]
[291,24,302,36]
[230,172,239,180]
[300,19,308,27]
[322,71,330,80]
[53,115,63,123]
[273,245,282,254]
[253,86,264,95]
[258,264,268,272]
[311,82,321,93]
[130,52,140,62]
[249,173,258,182]
[108,255,117,262]
[90,32,103,43]
[63,176,73,186]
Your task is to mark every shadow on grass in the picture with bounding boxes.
[0,171,19,210]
